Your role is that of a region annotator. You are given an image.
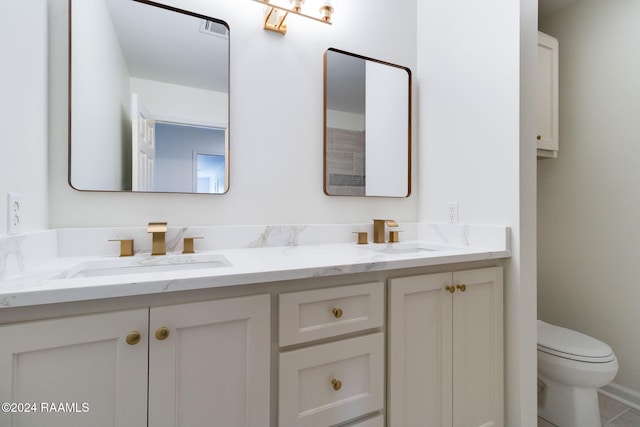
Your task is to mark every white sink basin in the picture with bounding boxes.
[366,242,444,255]
[61,253,231,278]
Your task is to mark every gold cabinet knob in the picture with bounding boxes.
[155,327,170,341]
[456,284,467,292]
[331,378,342,391]
[536,135,542,140]
[445,285,456,294]
[126,331,141,345]
[332,308,343,319]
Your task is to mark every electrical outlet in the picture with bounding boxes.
[7,193,22,235]
[448,202,458,224]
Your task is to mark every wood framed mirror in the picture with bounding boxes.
[324,48,411,197]
[69,0,229,194]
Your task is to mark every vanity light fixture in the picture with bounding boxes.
[250,0,334,35]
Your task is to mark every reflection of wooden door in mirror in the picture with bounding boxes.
[131,93,155,191]
[324,48,411,198]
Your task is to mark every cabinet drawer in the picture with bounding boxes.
[279,333,384,427]
[279,282,384,346]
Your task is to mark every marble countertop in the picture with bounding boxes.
[0,223,511,309]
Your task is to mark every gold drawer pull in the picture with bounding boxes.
[456,284,467,292]
[155,327,170,341]
[445,285,456,294]
[332,308,343,319]
[331,378,342,391]
[536,135,542,140]
[126,331,141,345]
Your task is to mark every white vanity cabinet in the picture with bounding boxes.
[0,294,271,427]
[537,31,559,158]
[0,309,149,427]
[388,267,503,427]
[278,282,385,427]
[148,294,271,427]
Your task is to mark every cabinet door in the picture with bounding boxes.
[148,294,270,427]
[388,272,453,426]
[537,31,559,155]
[452,267,503,427]
[0,309,148,427]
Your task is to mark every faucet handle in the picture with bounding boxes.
[109,239,134,257]
[389,230,403,243]
[183,237,204,254]
[352,232,368,245]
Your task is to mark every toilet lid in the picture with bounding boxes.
[537,320,615,362]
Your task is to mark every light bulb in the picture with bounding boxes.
[319,0,333,22]
[289,0,304,12]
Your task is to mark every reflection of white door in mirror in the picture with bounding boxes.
[365,61,409,196]
[131,93,155,191]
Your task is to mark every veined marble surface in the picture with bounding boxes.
[0,223,510,309]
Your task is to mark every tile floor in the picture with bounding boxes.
[538,393,640,427]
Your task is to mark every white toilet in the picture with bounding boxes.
[537,320,619,427]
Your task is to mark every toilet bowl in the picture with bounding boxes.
[537,320,618,427]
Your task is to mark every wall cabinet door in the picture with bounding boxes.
[537,31,559,158]
[148,294,271,427]
[388,267,503,427]
[0,309,149,427]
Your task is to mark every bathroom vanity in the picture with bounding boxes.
[0,224,509,427]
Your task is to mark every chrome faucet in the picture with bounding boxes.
[147,222,167,255]
[373,219,398,243]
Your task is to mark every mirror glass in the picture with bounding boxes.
[69,0,229,193]
[324,48,411,197]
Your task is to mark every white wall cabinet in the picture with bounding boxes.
[388,267,504,427]
[0,294,271,427]
[537,31,559,158]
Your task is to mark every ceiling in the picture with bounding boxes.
[103,0,229,93]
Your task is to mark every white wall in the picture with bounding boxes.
[130,78,228,127]
[154,124,226,193]
[326,110,364,132]
[0,0,49,236]
[47,0,419,228]
[539,0,640,403]
[417,0,538,424]
[70,0,131,191]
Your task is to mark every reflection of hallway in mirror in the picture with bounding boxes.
[195,154,225,194]
[154,122,226,193]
